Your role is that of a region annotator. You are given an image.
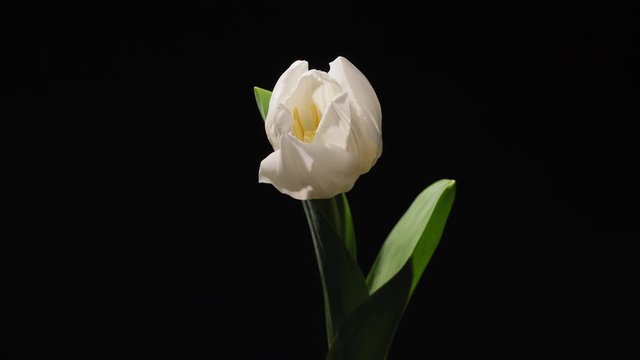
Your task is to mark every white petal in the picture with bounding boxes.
[315,92,382,173]
[283,70,342,130]
[265,103,293,150]
[258,134,362,200]
[267,60,308,126]
[314,92,352,150]
[266,67,343,149]
[346,104,383,172]
[308,70,343,112]
[328,56,382,133]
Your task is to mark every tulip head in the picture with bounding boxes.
[259,57,382,200]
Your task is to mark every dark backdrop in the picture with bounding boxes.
[9,1,638,359]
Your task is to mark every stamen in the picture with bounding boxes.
[291,103,322,143]
[310,103,321,130]
[292,107,304,140]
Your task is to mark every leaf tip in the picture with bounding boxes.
[445,179,457,197]
[437,178,457,191]
[253,86,262,99]
[253,86,272,121]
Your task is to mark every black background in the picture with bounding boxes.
[8,1,638,359]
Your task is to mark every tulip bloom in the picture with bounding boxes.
[259,56,382,200]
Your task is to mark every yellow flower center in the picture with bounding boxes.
[292,103,321,143]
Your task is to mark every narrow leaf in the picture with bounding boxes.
[336,193,357,259]
[326,262,413,360]
[367,179,456,295]
[303,197,368,346]
[253,86,272,121]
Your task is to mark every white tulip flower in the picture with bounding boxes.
[259,56,382,200]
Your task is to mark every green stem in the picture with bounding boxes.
[302,196,368,348]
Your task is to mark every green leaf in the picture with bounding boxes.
[326,262,413,360]
[336,193,357,259]
[367,179,456,295]
[303,196,368,346]
[326,179,456,359]
[253,86,272,121]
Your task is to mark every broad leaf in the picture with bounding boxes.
[367,179,456,294]
[253,86,272,121]
[325,180,455,359]
[303,197,368,345]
